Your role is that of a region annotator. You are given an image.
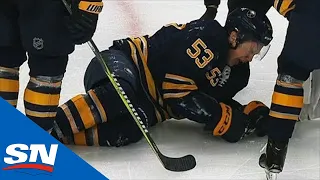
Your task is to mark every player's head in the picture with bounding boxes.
[225,8,273,65]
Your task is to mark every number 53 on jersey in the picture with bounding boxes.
[186,38,214,68]
[186,38,221,87]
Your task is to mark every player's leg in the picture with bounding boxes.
[0,2,27,107]
[17,0,75,131]
[267,6,320,141]
[54,105,149,147]
[54,79,130,138]
[261,2,320,173]
[52,50,156,146]
[260,56,308,176]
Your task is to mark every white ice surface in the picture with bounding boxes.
[16,1,320,179]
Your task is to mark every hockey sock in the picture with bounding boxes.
[0,66,20,107]
[23,75,63,131]
[268,74,304,140]
[71,126,100,146]
[55,89,107,138]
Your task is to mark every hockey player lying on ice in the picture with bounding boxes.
[204,1,320,177]
[51,8,274,147]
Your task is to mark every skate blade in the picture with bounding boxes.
[265,169,278,180]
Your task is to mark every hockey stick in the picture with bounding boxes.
[61,0,196,172]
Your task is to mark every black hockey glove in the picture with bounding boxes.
[259,138,289,176]
[243,101,270,137]
[65,0,103,44]
[200,5,218,20]
[201,0,220,19]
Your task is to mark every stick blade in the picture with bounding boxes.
[160,154,196,172]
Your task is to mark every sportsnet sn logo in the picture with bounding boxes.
[2,144,58,174]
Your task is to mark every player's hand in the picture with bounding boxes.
[243,101,269,137]
[259,138,289,179]
[65,0,103,44]
[200,6,218,20]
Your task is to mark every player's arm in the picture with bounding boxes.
[165,88,243,142]
[161,64,267,143]
[165,87,269,142]
[273,0,296,19]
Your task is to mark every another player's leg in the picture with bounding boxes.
[0,47,26,108]
[18,0,75,132]
[23,55,67,132]
[0,2,27,107]
[259,1,320,175]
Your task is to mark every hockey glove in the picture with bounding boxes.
[65,0,103,44]
[243,101,269,137]
[200,5,218,20]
